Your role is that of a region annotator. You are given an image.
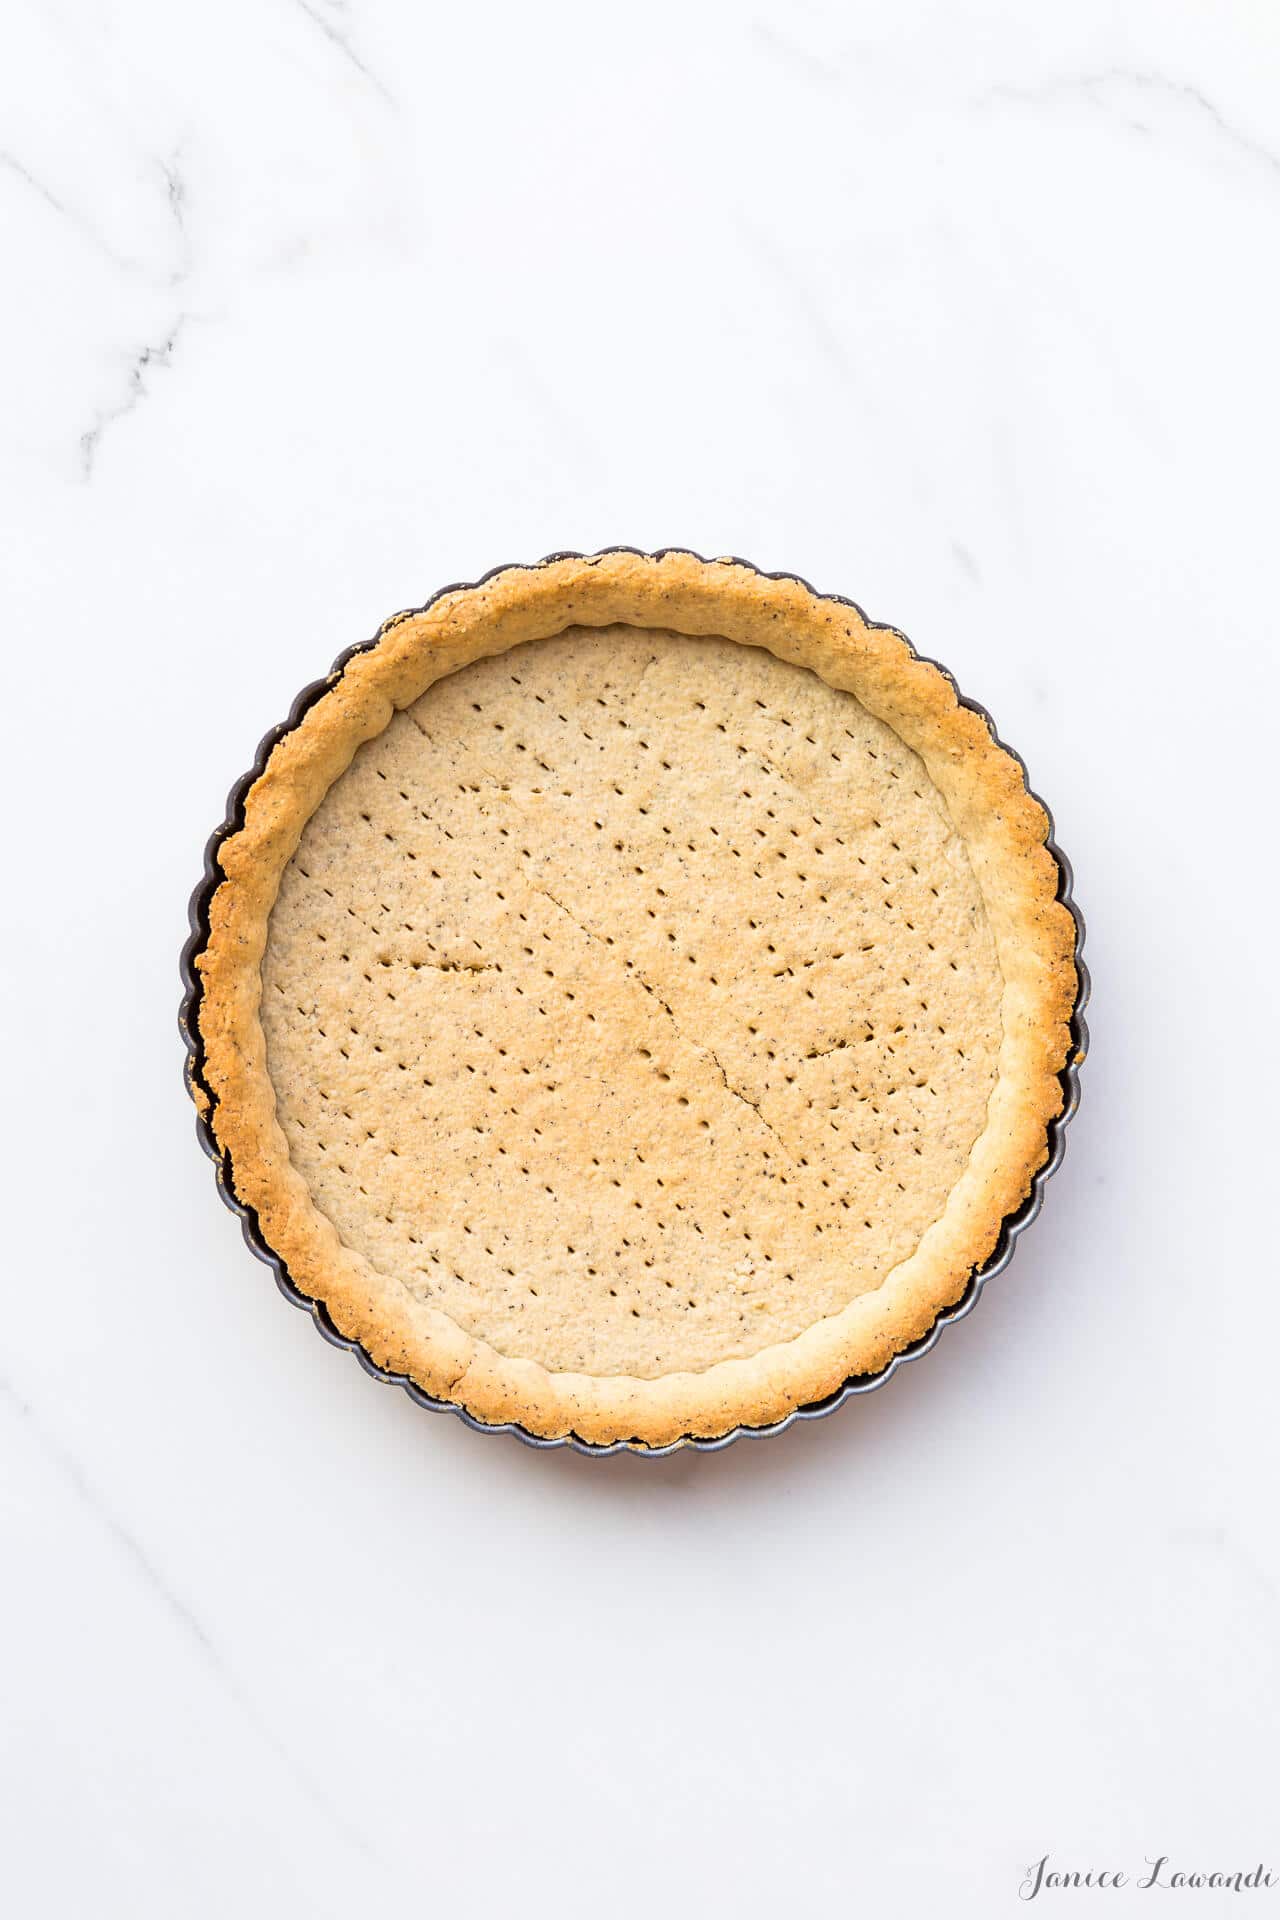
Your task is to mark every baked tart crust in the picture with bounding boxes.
[193,551,1078,1446]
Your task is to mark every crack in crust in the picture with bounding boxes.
[194,551,1078,1446]
[699,1041,797,1166]
[531,883,799,1165]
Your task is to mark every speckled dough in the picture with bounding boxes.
[196,553,1077,1445]
[261,630,1003,1377]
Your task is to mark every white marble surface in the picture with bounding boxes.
[3,1,1279,1912]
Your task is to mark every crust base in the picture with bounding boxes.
[194,552,1077,1446]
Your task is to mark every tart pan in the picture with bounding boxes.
[180,549,1089,1457]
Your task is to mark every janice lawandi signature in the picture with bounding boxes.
[1020,1856,1277,1900]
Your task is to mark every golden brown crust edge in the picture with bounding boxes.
[195,552,1077,1446]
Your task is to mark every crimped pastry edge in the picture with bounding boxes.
[190,550,1079,1448]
